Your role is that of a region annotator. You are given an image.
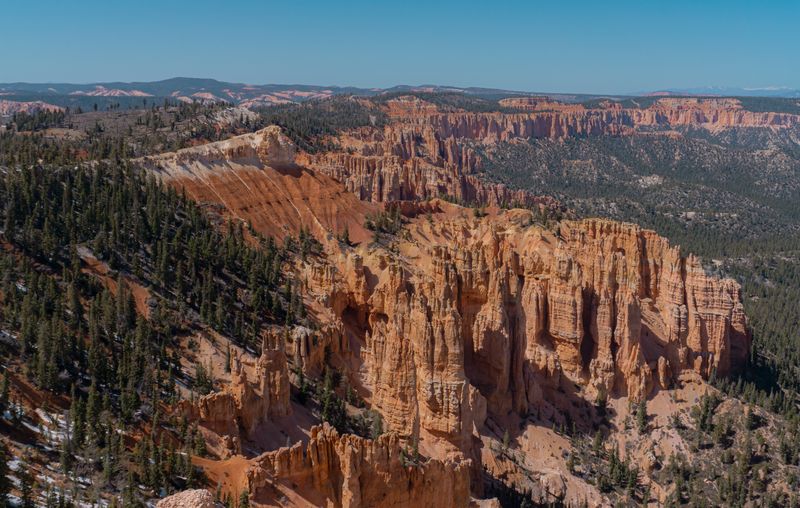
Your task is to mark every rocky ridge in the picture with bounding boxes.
[156,489,217,508]
[0,99,64,116]
[301,96,800,208]
[138,125,378,241]
[241,424,474,508]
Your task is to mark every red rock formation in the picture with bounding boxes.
[300,96,799,208]
[298,150,555,210]
[177,332,292,457]
[137,114,752,505]
[138,126,377,243]
[310,208,749,458]
[152,130,750,468]
[244,423,473,508]
[497,96,799,131]
[498,97,589,112]
[141,124,560,244]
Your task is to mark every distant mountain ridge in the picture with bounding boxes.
[2,78,799,116]
[0,77,625,110]
[641,85,800,98]
[0,77,525,99]
[0,78,365,109]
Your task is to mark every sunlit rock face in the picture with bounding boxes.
[311,206,749,460]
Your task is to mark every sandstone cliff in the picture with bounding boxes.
[177,332,292,457]
[297,149,555,210]
[305,206,749,460]
[300,96,800,207]
[138,126,377,243]
[143,124,561,244]
[496,96,800,132]
[239,424,472,508]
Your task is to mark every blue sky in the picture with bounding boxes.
[2,0,798,94]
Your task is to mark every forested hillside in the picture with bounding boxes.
[0,161,309,505]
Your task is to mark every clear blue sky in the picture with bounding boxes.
[2,0,798,94]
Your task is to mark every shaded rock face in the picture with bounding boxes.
[177,333,292,457]
[245,424,472,508]
[315,211,750,456]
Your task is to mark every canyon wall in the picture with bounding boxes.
[244,424,473,508]
[145,121,752,505]
[308,208,750,458]
[298,150,556,209]
[177,332,293,457]
[148,126,750,463]
[496,96,800,131]
[300,96,799,208]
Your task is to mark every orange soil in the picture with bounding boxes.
[171,164,376,244]
[80,250,151,318]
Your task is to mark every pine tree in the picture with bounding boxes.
[370,412,383,439]
[18,458,35,508]
[636,399,648,433]
[60,438,72,474]
[35,322,54,390]
[193,428,207,457]
[103,442,115,484]
[215,295,226,330]
[0,441,11,504]
[70,387,87,448]
[744,407,756,431]
[0,369,9,411]
[592,430,603,455]
[86,380,101,440]
[296,368,308,404]
[67,282,83,330]
[320,370,347,432]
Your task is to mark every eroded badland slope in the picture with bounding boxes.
[145,124,781,507]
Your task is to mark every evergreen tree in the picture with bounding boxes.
[592,430,603,455]
[0,370,8,411]
[18,458,35,508]
[0,441,11,505]
[636,400,648,433]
